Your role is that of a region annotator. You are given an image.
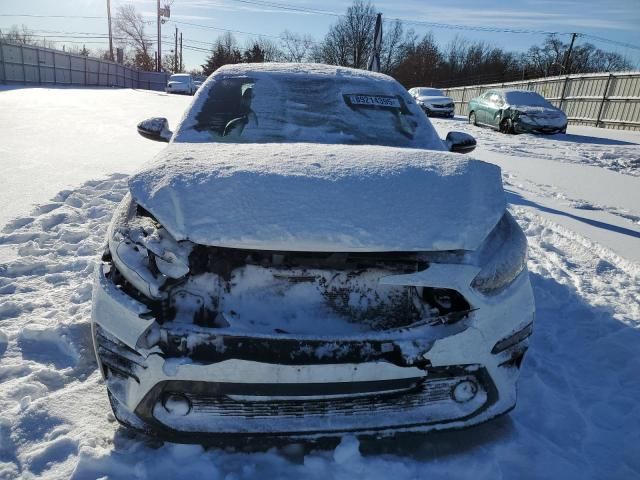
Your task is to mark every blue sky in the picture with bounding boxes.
[1,0,639,70]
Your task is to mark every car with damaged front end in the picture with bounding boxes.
[92,63,534,442]
[468,88,567,134]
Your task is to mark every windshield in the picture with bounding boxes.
[504,91,552,107]
[416,88,444,97]
[174,71,444,150]
[169,74,190,83]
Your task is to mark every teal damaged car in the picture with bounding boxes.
[468,89,567,134]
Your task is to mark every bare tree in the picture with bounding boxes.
[318,0,377,68]
[522,35,631,77]
[202,33,242,75]
[114,5,154,70]
[393,32,442,87]
[280,30,314,63]
[0,24,56,48]
[246,37,282,62]
[379,20,408,74]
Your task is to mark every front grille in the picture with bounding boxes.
[186,378,455,418]
[138,366,495,435]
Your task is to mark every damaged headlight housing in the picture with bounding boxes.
[471,212,527,296]
[107,194,192,299]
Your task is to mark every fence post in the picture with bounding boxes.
[0,41,6,84]
[595,73,613,129]
[52,48,56,85]
[20,44,26,84]
[68,52,72,85]
[84,56,87,86]
[460,87,467,116]
[36,47,41,84]
[559,74,570,111]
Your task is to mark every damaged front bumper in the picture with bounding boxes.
[91,256,534,441]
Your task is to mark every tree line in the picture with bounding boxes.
[1,0,633,88]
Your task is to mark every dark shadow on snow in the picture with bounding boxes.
[506,190,640,239]
[547,132,636,146]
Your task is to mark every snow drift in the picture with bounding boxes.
[128,142,506,251]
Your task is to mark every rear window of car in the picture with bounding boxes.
[174,72,445,150]
[169,74,190,82]
[504,91,552,107]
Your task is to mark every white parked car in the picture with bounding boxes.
[92,64,534,442]
[408,87,455,118]
[165,73,195,95]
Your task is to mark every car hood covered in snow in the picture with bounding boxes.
[128,143,506,252]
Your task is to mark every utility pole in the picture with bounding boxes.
[157,0,161,71]
[106,0,114,61]
[179,32,183,72]
[563,33,578,74]
[174,27,178,73]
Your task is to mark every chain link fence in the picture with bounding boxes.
[440,71,640,130]
[0,40,170,91]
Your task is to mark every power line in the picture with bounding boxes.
[226,0,339,17]
[2,10,639,54]
[168,19,281,40]
[225,0,569,35]
[581,34,640,52]
[0,14,104,19]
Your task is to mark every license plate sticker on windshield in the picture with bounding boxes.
[346,94,401,108]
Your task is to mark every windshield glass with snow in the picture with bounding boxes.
[416,88,444,97]
[504,91,552,107]
[174,70,444,150]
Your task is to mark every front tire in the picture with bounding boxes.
[500,117,514,134]
[469,111,477,126]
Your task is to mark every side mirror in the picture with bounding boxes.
[445,131,476,154]
[137,117,172,142]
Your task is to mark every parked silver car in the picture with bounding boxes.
[408,87,455,118]
[165,74,196,95]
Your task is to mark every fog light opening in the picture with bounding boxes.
[451,380,478,403]
[162,392,192,416]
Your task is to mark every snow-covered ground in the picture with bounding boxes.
[0,87,639,479]
[0,86,189,230]
[431,117,640,263]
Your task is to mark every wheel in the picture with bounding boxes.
[469,111,477,126]
[500,117,514,134]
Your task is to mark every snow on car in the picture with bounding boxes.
[165,73,196,95]
[408,87,455,118]
[2,83,639,478]
[91,63,534,441]
[468,89,568,134]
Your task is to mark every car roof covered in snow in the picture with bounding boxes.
[493,89,552,107]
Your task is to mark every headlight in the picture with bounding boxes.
[471,212,527,296]
[107,194,192,299]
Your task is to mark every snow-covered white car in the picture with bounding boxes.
[408,87,455,118]
[92,63,534,442]
[165,74,195,95]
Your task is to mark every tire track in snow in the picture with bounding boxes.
[0,178,638,478]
